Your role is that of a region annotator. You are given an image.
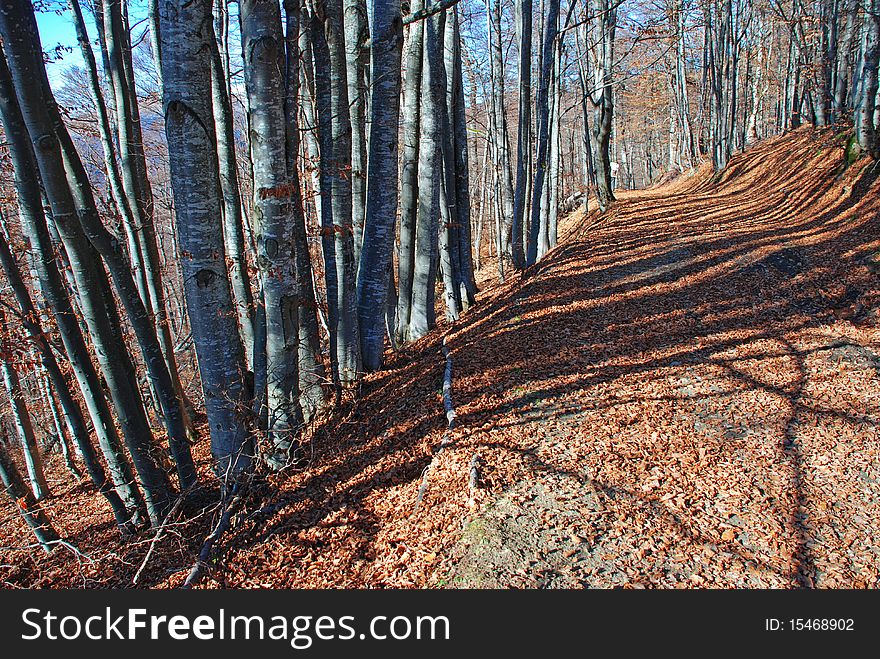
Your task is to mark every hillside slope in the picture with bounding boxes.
[2,127,879,589]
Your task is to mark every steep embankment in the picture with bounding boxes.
[2,127,879,589]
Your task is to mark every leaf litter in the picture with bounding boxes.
[2,127,879,589]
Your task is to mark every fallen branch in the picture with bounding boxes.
[180,487,245,589]
[467,453,481,509]
[441,337,456,429]
[132,491,189,585]
[412,337,457,516]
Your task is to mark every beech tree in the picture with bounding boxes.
[357,0,404,371]
[158,0,254,480]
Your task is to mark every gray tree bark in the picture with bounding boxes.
[0,51,142,528]
[99,0,193,442]
[526,0,559,265]
[37,368,82,481]
[283,0,329,421]
[356,0,403,371]
[0,224,94,486]
[511,0,531,270]
[158,0,255,480]
[395,0,424,345]
[587,0,617,211]
[209,22,257,365]
[856,0,879,157]
[0,437,59,552]
[487,0,516,264]
[0,315,50,502]
[0,2,175,524]
[312,0,362,387]
[240,0,304,468]
[344,0,370,263]
[449,6,477,306]
[407,8,443,341]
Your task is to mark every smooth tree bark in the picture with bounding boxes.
[0,437,59,552]
[21,68,198,492]
[527,0,559,265]
[0,315,50,502]
[299,10,325,230]
[511,0,531,270]
[0,223,95,486]
[407,7,443,341]
[487,0,516,264]
[542,35,562,256]
[240,0,304,468]
[357,0,403,371]
[283,0,329,420]
[57,107,200,493]
[67,0,143,293]
[344,0,370,262]
[449,6,477,306]
[587,0,617,211]
[856,0,879,157]
[209,22,257,363]
[312,0,362,387]
[437,39,462,323]
[37,369,82,480]
[395,0,424,345]
[71,0,199,453]
[0,51,141,528]
[158,0,255,479]
[99,0,193,440]
[0,2,175,525]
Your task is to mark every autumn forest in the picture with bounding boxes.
[0,0,878,589]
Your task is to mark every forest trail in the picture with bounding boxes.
[446,127,880,588]
[216,126,880,589]
[4,127,880,589]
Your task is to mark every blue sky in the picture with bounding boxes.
[36,5,86,85]
[34,1,149,87]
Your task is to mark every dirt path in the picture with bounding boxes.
[445,129,880,588]
[3,128,879,590]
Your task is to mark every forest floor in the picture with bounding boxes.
[3,126,880,589]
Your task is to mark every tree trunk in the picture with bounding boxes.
[283,0,329,421]
[312,0,362,387]
[357,0,403,371]
[408,10,443,341]
[395,0,424,345]
[240,0,304,468]
[0,318,50,502]
[100,0,193,443]
[588,0,617,211]
[0,51,142,528]
[487,0,516,265]
[449,7,477,306]
[438,9,462,323]
[37,367,82,481]
[0,3,175,524]
[512,0,532,270]
[210,22,257,365]
[158,0,255,481]
[527,0,559,265]
[856,0,879,157]
[344,0,370,263]
[0,438,59,552]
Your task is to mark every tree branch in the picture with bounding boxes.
[403,0,461,26]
